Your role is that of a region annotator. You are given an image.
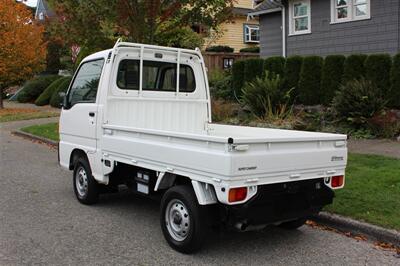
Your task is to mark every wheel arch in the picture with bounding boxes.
[156,173,218,205]
[69,149,88,170]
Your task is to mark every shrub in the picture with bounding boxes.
[35,77,68,106]
[209,71,234,100]
[368,110,400,138]
[243,58,264,83]
[332,78,386,128]
[298,56,323,105]
[211,99,240,122]
[232,60,246,97]
[342,54,367,83]
[283,56,303,99]
[264,56,286,77]
[205,45,234,53]
[320,55,346,105]
[50,77,72,108]
[17,75,60,103]
[389,53,400,108]
[364,54,392,97]
[240,47,260,53]
[241,71,292,120]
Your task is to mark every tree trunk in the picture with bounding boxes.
[0,87,3,109]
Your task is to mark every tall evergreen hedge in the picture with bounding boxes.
[298,56,323,105]
[364,54,392,97]
[244,58,264,83]
[320,55,346,105]
[283,56,303,98]
[390,53,400,108]
[264,56,286,77]
[342,54,367,83]
[232,60,246,97]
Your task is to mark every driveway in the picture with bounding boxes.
[0,119,399,265]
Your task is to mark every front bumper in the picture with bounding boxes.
[221,178,334,226]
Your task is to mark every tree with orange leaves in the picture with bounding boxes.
[0,0,47,109]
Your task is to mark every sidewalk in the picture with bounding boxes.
[348,139,400,159]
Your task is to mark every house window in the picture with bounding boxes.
[331,0,371,23]
[223,58,234,69]
[244,24,260,43]
[289,0,311,35]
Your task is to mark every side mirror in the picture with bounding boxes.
[59,92,67,108]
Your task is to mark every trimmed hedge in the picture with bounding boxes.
[283,56,303,98]
[232,60,246,97]
[320,55,346,105]
[35,77,67,106]
[298,56,323,105]
[243,58,264,83]
[205,45,234,53]
[342,54,367,83]
[390,53,400,108]
[364,54,392,97]
[50,77,72,108]
[240,47,260,53]
[17,75,60,103]
[264,56,285,77]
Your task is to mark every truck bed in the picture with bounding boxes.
[102,122,347,188]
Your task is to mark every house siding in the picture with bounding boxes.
[260,12,283,57]
[260,0,400,57]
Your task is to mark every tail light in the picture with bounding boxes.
[229,187,247,203]
[331,175,344,188]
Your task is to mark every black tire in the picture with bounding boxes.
[160,185,207,253]
[73,157,99,205]
[279,218,307,230]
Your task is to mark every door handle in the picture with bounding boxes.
[89,112,95,117]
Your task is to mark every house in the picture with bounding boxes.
[249,0,400,57]
[205,0,261,52]
[35,0,55,21]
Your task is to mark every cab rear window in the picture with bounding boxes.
[117,60,196,93]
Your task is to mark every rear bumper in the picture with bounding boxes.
[221,178,334,226]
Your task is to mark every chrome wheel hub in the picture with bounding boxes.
[75,167,88,197]
[165,199,190,242]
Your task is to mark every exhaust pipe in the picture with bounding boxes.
[234,222,248,231]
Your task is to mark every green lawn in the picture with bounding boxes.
[21,122,59,141]
[14,122,400,231]
[326,153,400,231]
[0,108,59,123]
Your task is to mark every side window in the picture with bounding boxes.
[68,59,104,106]
[116,59,196,93]
[117,60,140,90]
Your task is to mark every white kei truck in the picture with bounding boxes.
[58,40,347,253]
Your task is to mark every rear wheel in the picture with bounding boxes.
[73,157,99,205]
[279,218,307,229]
[160,185,207,253]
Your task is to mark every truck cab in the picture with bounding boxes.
[59,40,347,253]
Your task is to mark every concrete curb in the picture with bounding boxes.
[312,212,400,247]
[12,130,58,148]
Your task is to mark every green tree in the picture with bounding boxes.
[298,56,323,105]
[320,55,345,105]
[48,0,234,49]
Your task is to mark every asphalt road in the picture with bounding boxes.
[0,119,399,265]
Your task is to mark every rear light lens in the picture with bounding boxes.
[229,187,247,203]
[331,175,344,188]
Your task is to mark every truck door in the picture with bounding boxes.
[59,59,105,150]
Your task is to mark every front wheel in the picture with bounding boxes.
[73,157,99,205]
[160,186,207,253]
